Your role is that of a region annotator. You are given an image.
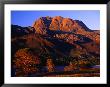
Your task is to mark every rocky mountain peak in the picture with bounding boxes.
[32,16,93,35]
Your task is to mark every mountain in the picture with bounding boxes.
[11,25,35,37]
[11,16,100,77]
[32,16,100,53]
[33,16,99,44]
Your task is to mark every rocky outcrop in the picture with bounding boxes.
[32,16,99,45]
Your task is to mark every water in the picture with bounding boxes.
[92,65,100,68]
[55,66,65,71]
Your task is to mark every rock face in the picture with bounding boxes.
[32,16,100,47]
[33,16,94,32]
[11,16,100,77]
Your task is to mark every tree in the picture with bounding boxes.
[70,49,82,70]
[13,48,40,76]
[46,58,55,72]
[64,61,77,71]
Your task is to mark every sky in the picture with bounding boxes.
[11,10,100,30]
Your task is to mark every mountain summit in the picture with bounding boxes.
[32,16,92,34]
[32,16,99,45]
